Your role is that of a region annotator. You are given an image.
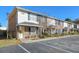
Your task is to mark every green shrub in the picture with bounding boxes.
[39,35,45,38]
[51,34,61,37]
[42,32,51,37]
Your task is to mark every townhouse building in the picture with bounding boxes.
[47,17,56,34]
[8,7,79,40]
[63,21,68,32]
[63,21,79,33]
[63,21,71,33]
[76,23,79,32]
[55,19,64,34]
[8,7,47,39]
[47,17,64,34]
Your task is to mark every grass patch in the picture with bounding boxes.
[0,39,22,48]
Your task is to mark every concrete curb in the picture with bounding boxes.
[22,35,79,43]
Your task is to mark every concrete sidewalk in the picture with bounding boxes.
[21,35,79,43]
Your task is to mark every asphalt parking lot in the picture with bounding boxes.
[0,36,79,53]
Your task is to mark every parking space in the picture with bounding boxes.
[38,36,79,52]
[0,45,27,53]
[0,36,79,53]
[20,43,68,53]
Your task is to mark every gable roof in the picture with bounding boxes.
[15,7,74,24]
[16,7,64,22]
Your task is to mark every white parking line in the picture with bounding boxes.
[18,44,31,53]
[38,42,72,53]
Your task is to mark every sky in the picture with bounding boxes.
[0,6,79,27]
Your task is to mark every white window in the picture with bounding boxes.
[77,25,79,28]
[47,18,55,26]
[64,22,68,27]
[17,11,28,24]
[30,27,36,35]
[29,14,37,22]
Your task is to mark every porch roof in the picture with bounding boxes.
[47,25,64,29]
[17,22,43,28]
[47,25,56,29]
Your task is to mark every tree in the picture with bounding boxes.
[74,18,79,24]
[0,23,2,27]
[65,18,73,22]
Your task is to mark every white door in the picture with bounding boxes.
[18,33,23,40]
